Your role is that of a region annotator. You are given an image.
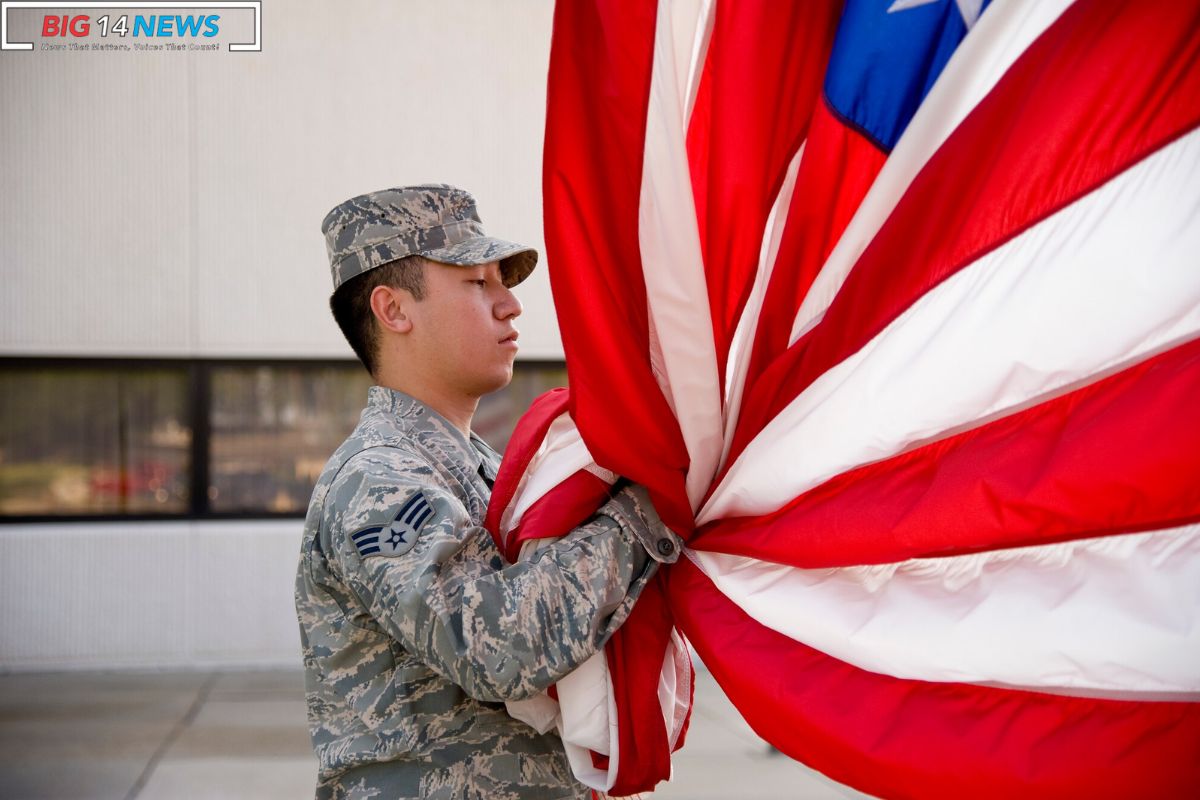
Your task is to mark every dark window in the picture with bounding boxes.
[0,358,566,522]
[0,363,191,516]
[208,365,372,515]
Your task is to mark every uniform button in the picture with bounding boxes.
[656,538,676,557]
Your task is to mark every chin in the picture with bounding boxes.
[474,368,514,397]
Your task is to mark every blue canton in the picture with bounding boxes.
[824,0,993,152]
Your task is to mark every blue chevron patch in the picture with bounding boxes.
[350,491,433,558]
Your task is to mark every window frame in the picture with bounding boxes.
[0,355,566,524]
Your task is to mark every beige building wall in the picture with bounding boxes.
[0,0,562,669]
[0,0,562,359]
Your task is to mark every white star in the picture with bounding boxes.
[887,0,984,30]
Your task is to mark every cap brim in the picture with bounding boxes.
[420,236,538,288]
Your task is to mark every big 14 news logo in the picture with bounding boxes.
[41,13,221,39]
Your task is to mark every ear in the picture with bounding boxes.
[369,285,414,335]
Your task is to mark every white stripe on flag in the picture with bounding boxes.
[640,0,725,510]
[691,525,1200,695]
[720,141,806,472]
[689,522,1200,693]
[503,414,599,531]
[702,125,1200,523]
[556,649,618,791]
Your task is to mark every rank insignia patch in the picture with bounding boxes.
[351,492,432,558]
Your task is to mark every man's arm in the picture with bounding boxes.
[323,447,677,703]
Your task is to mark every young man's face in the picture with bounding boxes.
[406,259,523,399]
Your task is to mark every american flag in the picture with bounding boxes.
[490,0,1200,795]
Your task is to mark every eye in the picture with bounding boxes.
[472,279,487,287]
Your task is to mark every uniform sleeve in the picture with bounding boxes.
[323,450,664,703]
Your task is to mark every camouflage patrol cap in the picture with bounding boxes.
[321,184,538,291]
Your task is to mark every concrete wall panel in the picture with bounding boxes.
[1,0,562,360]
[0,522,304,670]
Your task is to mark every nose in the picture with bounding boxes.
[495,284,522,320]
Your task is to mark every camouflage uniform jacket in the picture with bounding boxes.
[295,386,676,799]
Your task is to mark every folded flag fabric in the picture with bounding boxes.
[485,388,692,796]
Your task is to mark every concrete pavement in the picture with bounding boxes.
[0,667,867,799]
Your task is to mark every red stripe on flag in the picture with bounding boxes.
[543,0,693,536]
[603,574,681,796]
[485,388,692,793]
[670,556,1200,800]
[685,0,841,393]
[484,388,570,556]
[504,470,613,564]
[695,334,1200,566]
[742,98,887,404]
[730,0,1200,462]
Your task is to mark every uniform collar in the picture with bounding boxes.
[368,385,487,473]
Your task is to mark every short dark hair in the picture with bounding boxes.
[330,255,427,376]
